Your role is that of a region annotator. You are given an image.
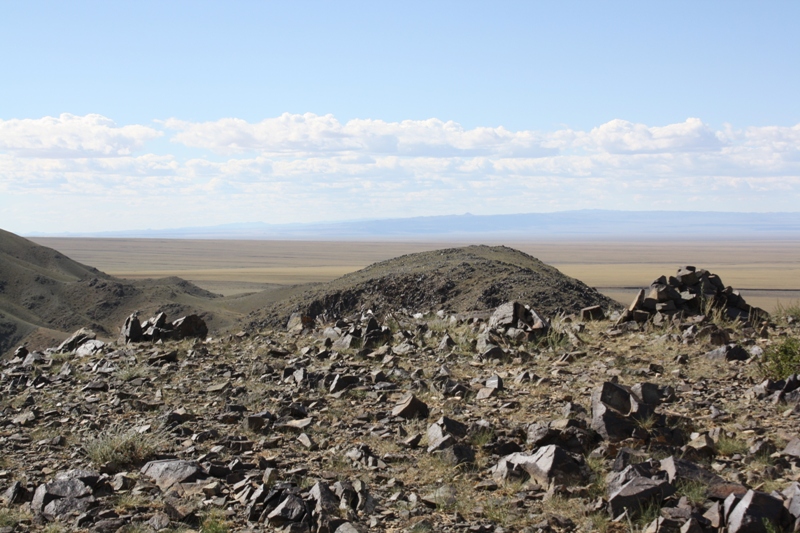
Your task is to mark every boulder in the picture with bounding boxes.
[581,305,605,321]
[58,328,96,352]
[391,394,429,419]
[705,344,750,361]
[141,460,202,490]
[494,445,586,487]
[267,494,306,526]
[727,490,790,533]
[171,314,208,339]
[608,476,675,519]
[119,313,143,343]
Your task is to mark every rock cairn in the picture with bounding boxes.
[617,265,767,327]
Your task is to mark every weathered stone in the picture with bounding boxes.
[591,384,637,442]
[496,445,585,487]
[171,314,208,339]
[781,437,800,458]
[267,494,306,526]
[309,482,339,515]
[140,460,202,490]
[705,344,749,361]
[485,374,504,390]
[287,312,313,332]
[75,339,105,357]
[391,394,429,419]
[608,476,675,519]
[330,374,359,393]
[581,305,605,321]
[58,327,96,352]
[527,419,596,455]
[438,334,456,351]
[1,481,27,505]
[727,490,789,533]
[438,444,475,465]
[489,301,527,330]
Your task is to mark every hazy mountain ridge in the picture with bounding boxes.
[26,210,800,240]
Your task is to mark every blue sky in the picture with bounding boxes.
[1,1,799,233]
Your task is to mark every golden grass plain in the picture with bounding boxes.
[31,237,800,312]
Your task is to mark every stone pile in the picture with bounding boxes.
[119,311,208,344]
[617,265,767,326]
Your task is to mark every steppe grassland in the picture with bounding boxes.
[31,237,800,311]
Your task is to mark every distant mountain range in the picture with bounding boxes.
[26,210,800,240]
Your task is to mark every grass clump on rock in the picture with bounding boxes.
[758,336,800,380]
[84,425,164,470]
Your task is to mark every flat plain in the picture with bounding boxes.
[31,237,800,312]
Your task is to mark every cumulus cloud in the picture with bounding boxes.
[2,112,799,232]
[0,113,161,157]
[164,113,555,157]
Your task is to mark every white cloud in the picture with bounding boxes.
[164,113,555,157]
[0,113,161,158]
[1,113,799,233]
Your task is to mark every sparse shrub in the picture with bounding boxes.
[716,434,748,457]
[775,300,800,322]
[84,425,164,469]
[469,427,495,448]
[0,508,28,528]
[758,336,800,380]
[587,512,611,533]
[408,521,434,533]
[628,500,661,531]
[116,364,149,382]
[676,479,708,506]
[586,456,608,499]
[200,509,230,533]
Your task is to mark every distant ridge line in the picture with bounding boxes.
[25,209,800,240]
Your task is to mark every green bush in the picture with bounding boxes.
[759,336,800,380]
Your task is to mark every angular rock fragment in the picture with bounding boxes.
[391,394,429,419]
[726,490,789,533]
[608,476,675,519]
[140,460,202,490]
[493,445,586,487]
[58,327,96,352]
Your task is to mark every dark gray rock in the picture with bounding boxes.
[171,314,208,340]
[494,445,586,487]
[727,490,789,533]
[267,494,306,526]
[608,476,675,519]
[581,305,605,321]
[705,344,750,361]
[391,394,429,419]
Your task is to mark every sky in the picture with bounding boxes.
[1,1,799,234]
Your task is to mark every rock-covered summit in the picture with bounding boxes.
[249,245,618,330]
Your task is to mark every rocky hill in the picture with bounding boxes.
[0,229,224,355]
[1,282,799,533]
[249,245,618,330]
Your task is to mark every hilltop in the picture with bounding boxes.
[249,245,618,329]
[1,231,618,356]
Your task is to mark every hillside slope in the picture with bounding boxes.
[248,245,619,328]
[0,229,225,355]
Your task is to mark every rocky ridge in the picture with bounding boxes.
[2,266,800,533]
[248,245,618,331]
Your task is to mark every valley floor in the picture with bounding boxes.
[30,238,800,312]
